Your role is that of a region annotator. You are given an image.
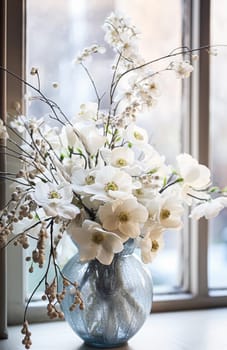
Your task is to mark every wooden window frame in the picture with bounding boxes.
[0,0,8,339]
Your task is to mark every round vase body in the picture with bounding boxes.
[60,241,153,348]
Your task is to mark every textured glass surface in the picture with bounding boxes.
[60,240,153,347]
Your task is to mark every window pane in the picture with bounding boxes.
[209,0,227,289]
[26,0,183,295]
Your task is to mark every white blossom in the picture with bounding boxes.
[71,167,96,194]
[98,198,148,239]
[171,60,194,79]
[33,182,80,219]
[84,165,135,202]
[70,220,123,265]
[103,12,140,57]
[190,197,227,220]
[101,146,135,168]
[74,44,106,64]
[139,231,164,263]
[59,125,80,150]
[124,123,148,146]
[176,153,211,204]
[145,193,184,230]
[75,122,106,155]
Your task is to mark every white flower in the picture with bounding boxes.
[71,167,96,194]
[75,44,106,64]
[124,123,148,146]
[190,197,227,220]
[70,220,123,265]
[98,198,148,239]
[103,12,140,62]
[33,182,80,219]
[75,122,106,155]
[84,165,134,202]
[207,48,218,56]
[138,144,169,177]
[171,60,194,79]
[59,125,80,150]
[158,196,184,229]
[56,233,77,268]
[176,153,211,204]
[145,79,161,98]
[177,154,210,188]
[101,146,135,168]
[146,193,184,230]
[0,120,8,139]
[139,231,164,263]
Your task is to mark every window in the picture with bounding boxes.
[6,0,227,325]
[209,0,227,290]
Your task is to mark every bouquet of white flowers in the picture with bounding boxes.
[0,12,226,349]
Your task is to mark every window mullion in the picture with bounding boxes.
[189,0,210,298]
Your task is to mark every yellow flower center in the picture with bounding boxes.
[92,232,105,245]
[118,212,129,222]
[85,175,95,185]
[135,188,143,196]
[151,239,159,252]
[116,158,127,167]
[104,181,119,192]
[48,191,61,199]
[133,131,144,141]
[160,208,171,220]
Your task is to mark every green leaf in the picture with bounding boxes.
[76,148,83,155]
[35,213,40,220]
[147,168,158,175]
[175,177,184,183]
[163,177,167,186]
[209,186,219,193]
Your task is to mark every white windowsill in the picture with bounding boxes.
[1,308,227,350]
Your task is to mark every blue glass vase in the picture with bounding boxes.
[60,239,153,348]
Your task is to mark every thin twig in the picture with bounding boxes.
[111,44,227,99]
[80,62,101,109]
[0,66,70,126]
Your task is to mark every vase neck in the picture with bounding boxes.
[119,238,135,257]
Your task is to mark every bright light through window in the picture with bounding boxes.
[26,0,182,295]
[209,0,227,289]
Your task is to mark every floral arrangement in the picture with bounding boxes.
[0,12,226,349]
